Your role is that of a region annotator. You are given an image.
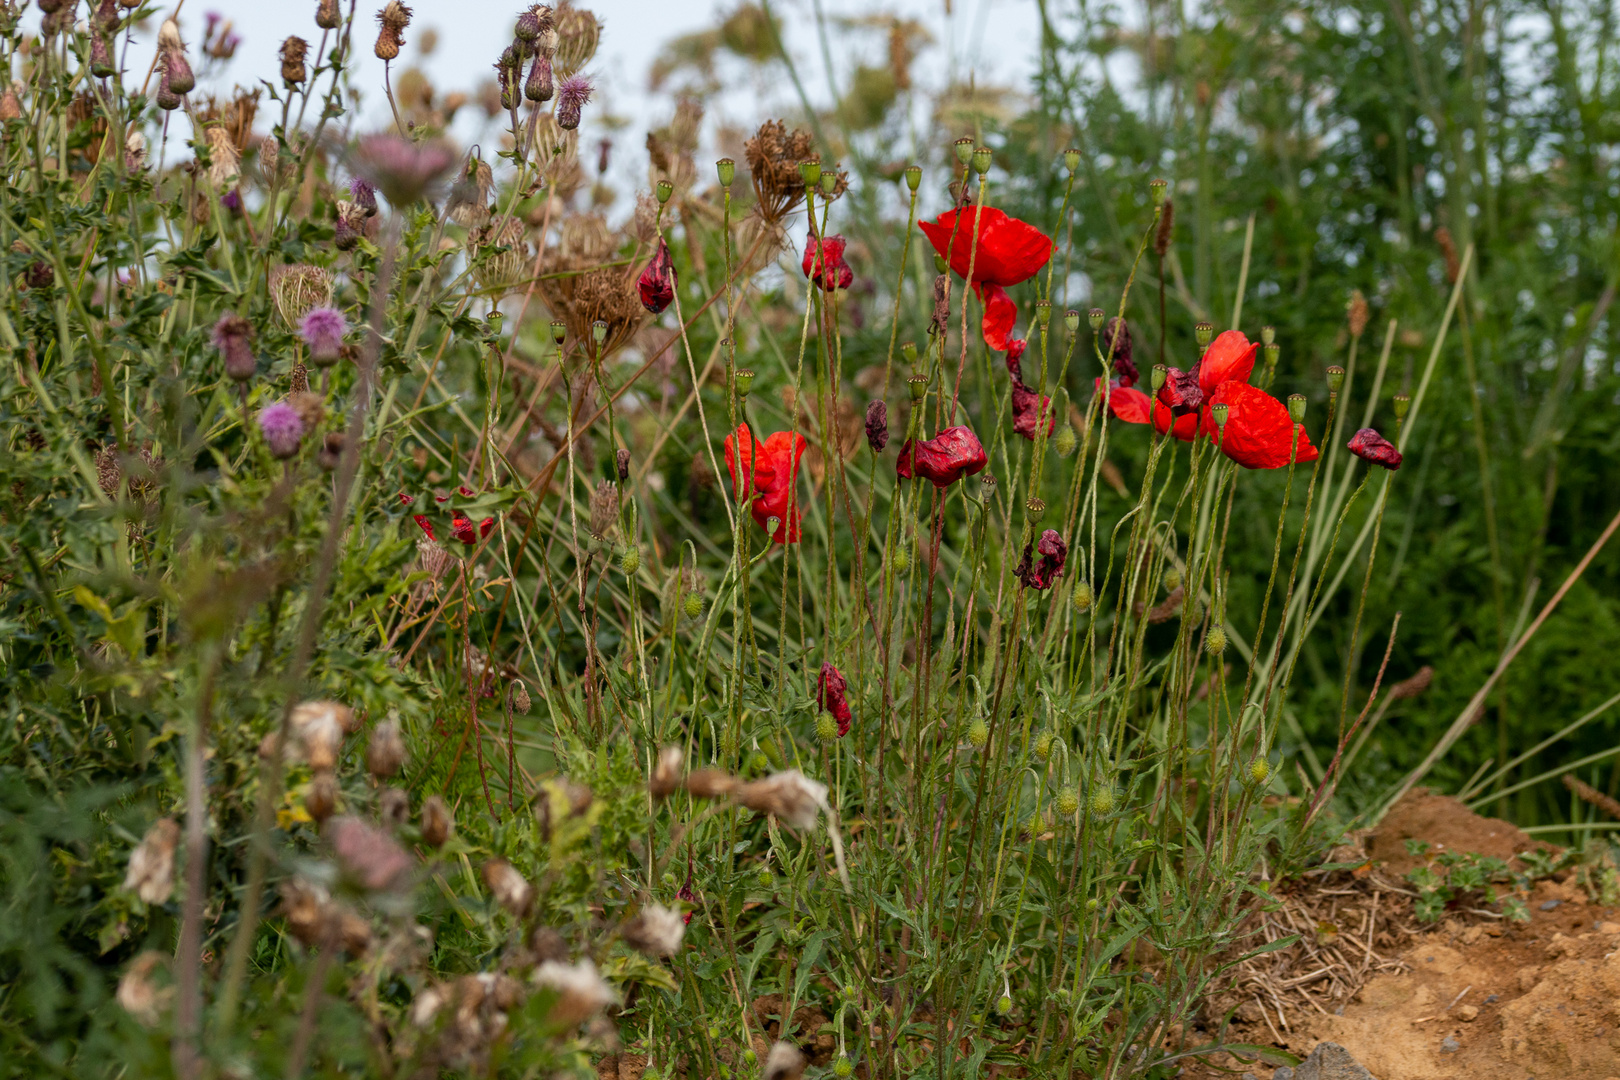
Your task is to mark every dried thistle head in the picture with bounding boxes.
[532,958,614,1026]
[280,35,309,84]
[588,479,618,539]
[446,156,494,226]
[632,191,660,243]
[204,125,240,188]
[482,858,534,916]
[375,1,412,60]
[733,770,828,830]
[650,745,684,799]
[116,952,172,1028]
[123,818,180,904]
[551,0,599,75]
[619,903,685,957]
[270,263,335,327]
[469,217,529,296]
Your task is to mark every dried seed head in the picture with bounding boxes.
[330,815,414,891]
[764,1041,807,1080]
[864,399,889,452]
[123,818,180,904]
[270,263,336,328]
[650,745,684,799]
[367,719,407,778]
[420,794,453,846]
[733,770,828,831]
[552,1,598,73]
[1347,289,1369,339]
[532,958,614,1026]
[620,903,685,956]
[280,36,309,84]
[304,770,338,823]
[289,700,352,770]
[378,786,411,829]
[588,478,618,538]
[482,858,534,915]
[316,0,342,29]
[117,952,171,1027]
[511,680,531,712]
[446,157,494,226]
[375,0,412,61]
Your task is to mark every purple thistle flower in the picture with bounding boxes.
[350,135,455,206]
[258,401,305,459]
[348,177,378,215]
[556,75,593,131]
[211,314,256,381]
[220,188,243,214]
[300,307,348,366]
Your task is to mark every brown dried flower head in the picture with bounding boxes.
[684,768,738,799]
[304,770,338,823]
[117,951,172,1027]
[280,36,309,84]
[733,770,828,830]
[588,478,619,539]
[532,958,614,1026]
[367,718,407,778]
[270,263,336,328]
[374,1,412,60]
[650,745,684,799]
[745,119,816,224]
[765,1041,808,1080]
[289,699,353,770]
[124,817,180,904]
[620,903,685,957]
[1388,665,1434,701]
[330,815,414,891]
[421,793,453,846]
[482,858,535,916]
[551,1,600,75]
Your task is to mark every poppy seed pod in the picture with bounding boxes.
[907,374,928,401]
[905,164,921,191]
[798,157,821,188]
[1149,177,1167,207]
[1062,147,1080,173]
[1327,365,1345,393]
[733,368,755,396]
[901,341,918,363]
[953,137,974,165]
[1264,341,1280,369]
[1088,308,1105,332]
[1287,394,1307,424]
[970,146,991,175]
[716,157,735,187]
[1194,321,1214,348]
[1260,325,1276,346]
[1393,392,1410,420]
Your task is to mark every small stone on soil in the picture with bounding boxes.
[1292,1042,1376,1080]
[1440,1036,1461,1053]
[1540,899,1561,910]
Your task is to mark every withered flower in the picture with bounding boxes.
[482,858,535,916]
[733,770,828,830]
[374,1,412,61]
[684,768,737,798]
[620,903,685,957]
[765,1041,808,1080]
[532,958,614,1026]
[117,952,172,1027]
[330,815,414,891]
[304,771,338,823]
[650,745,684,799]
[289,699,352,770]
[367,718,407,778]
[280,36,309,85]
[123,818,180,904]
[421,794,453,846]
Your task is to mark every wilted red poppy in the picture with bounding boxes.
[1202,382,1319,469]
[1101,317,1138,387]
[452,514,496,546]
[1347,428,1402,470]
[802,232,853,292]
[919,206,1053,288]
[816,662,853,737]
[724,423,807,543]
[638,238,676,314]
[1016,529,1067,590]
[896,425,988,487]
[1011,378,1055,441]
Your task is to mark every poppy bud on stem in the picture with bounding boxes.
[716,157,735,187]
[1326,365,1345,394]
[1065,309,1080,334]
[1194,321,1214,348]
[953,137,974,166]
[1149,178,1167,207]
[904,165,921,192]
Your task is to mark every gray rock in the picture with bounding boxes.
[1440,1035,1461,1053]
[1540,899,1561,911]
[1291,1041,1377,1080]
[1272,1069,1294,1080]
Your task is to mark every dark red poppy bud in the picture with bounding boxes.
[1157,365,1203,416]
[802,232,854,292]
[816,663,853,737]
[896,425,988,488]
[1347,428,1402,470]
[865,400,888,453]
[1016,528,1067,590]
[638,238,676,314]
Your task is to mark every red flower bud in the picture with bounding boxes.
[815,662,853,737]
[638,238,676,314]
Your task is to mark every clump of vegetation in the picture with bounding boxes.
[1,0,1617,1078]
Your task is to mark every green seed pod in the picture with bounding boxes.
[891,546,911,575]
[1260,325,1276,346]
[798,157,822,188]
[967,719,990,750]
[1287,394,1307,423]
[815,712,839,742]
[1065,309,1080,334]
[1194,321,1214,348]
[1071,580,1093,613]
[1087,786,1116,817]
[1327,365,1345,393]
[716,157,735,187]
[656,179,673,204]
[996,993,1013,1015]
[1087,307,1105,332]
[741,1047,757,1067]
[1034,299,1051,325]
[1055,788,1080,817]
[971,146,991,175]
[1151,364,1168,394]
[1086,897,1099,911]
[908,374,929,401]
[953,137,974,165]
[1149,178,1168,206]
[1062,147,1080,173]
[1163,568,1183,592]
[1054,424,1078,457]
[1025,497,1046,524]
[934,253,949,274]
[592,319,608,346]
[1393,392,1411,420]
[619,547,640,575]
[1205,625,1228,655]
[757,867,774,888]
[901,341,918,363]
[683,592,703,619]
[1032,732,1055,762]
[734,368,755,396]
[1249,758,1272,784]
[1211,402,1230,432]
[820,171,837,196]
[1264,341,1281,370]
[550,319,567,346]
[905,164,921,192]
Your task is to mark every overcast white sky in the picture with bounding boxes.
[72,0,1043,180]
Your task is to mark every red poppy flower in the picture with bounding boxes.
[452,514,496,546]
[919,206,1053,288]
[724,424,807,544]
[1347,428,1402,470]
[896,425,988,487]
[816,662,853,737]
[1016,529,1067,590]
[802,232,853,292]
[1095,378,1197,437]
[1202,382,1319,469]
[980,282,1017,352]
[638,238,676,314]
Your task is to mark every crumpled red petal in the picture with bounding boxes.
[896,425,988,487]
[978,282,1017,352]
